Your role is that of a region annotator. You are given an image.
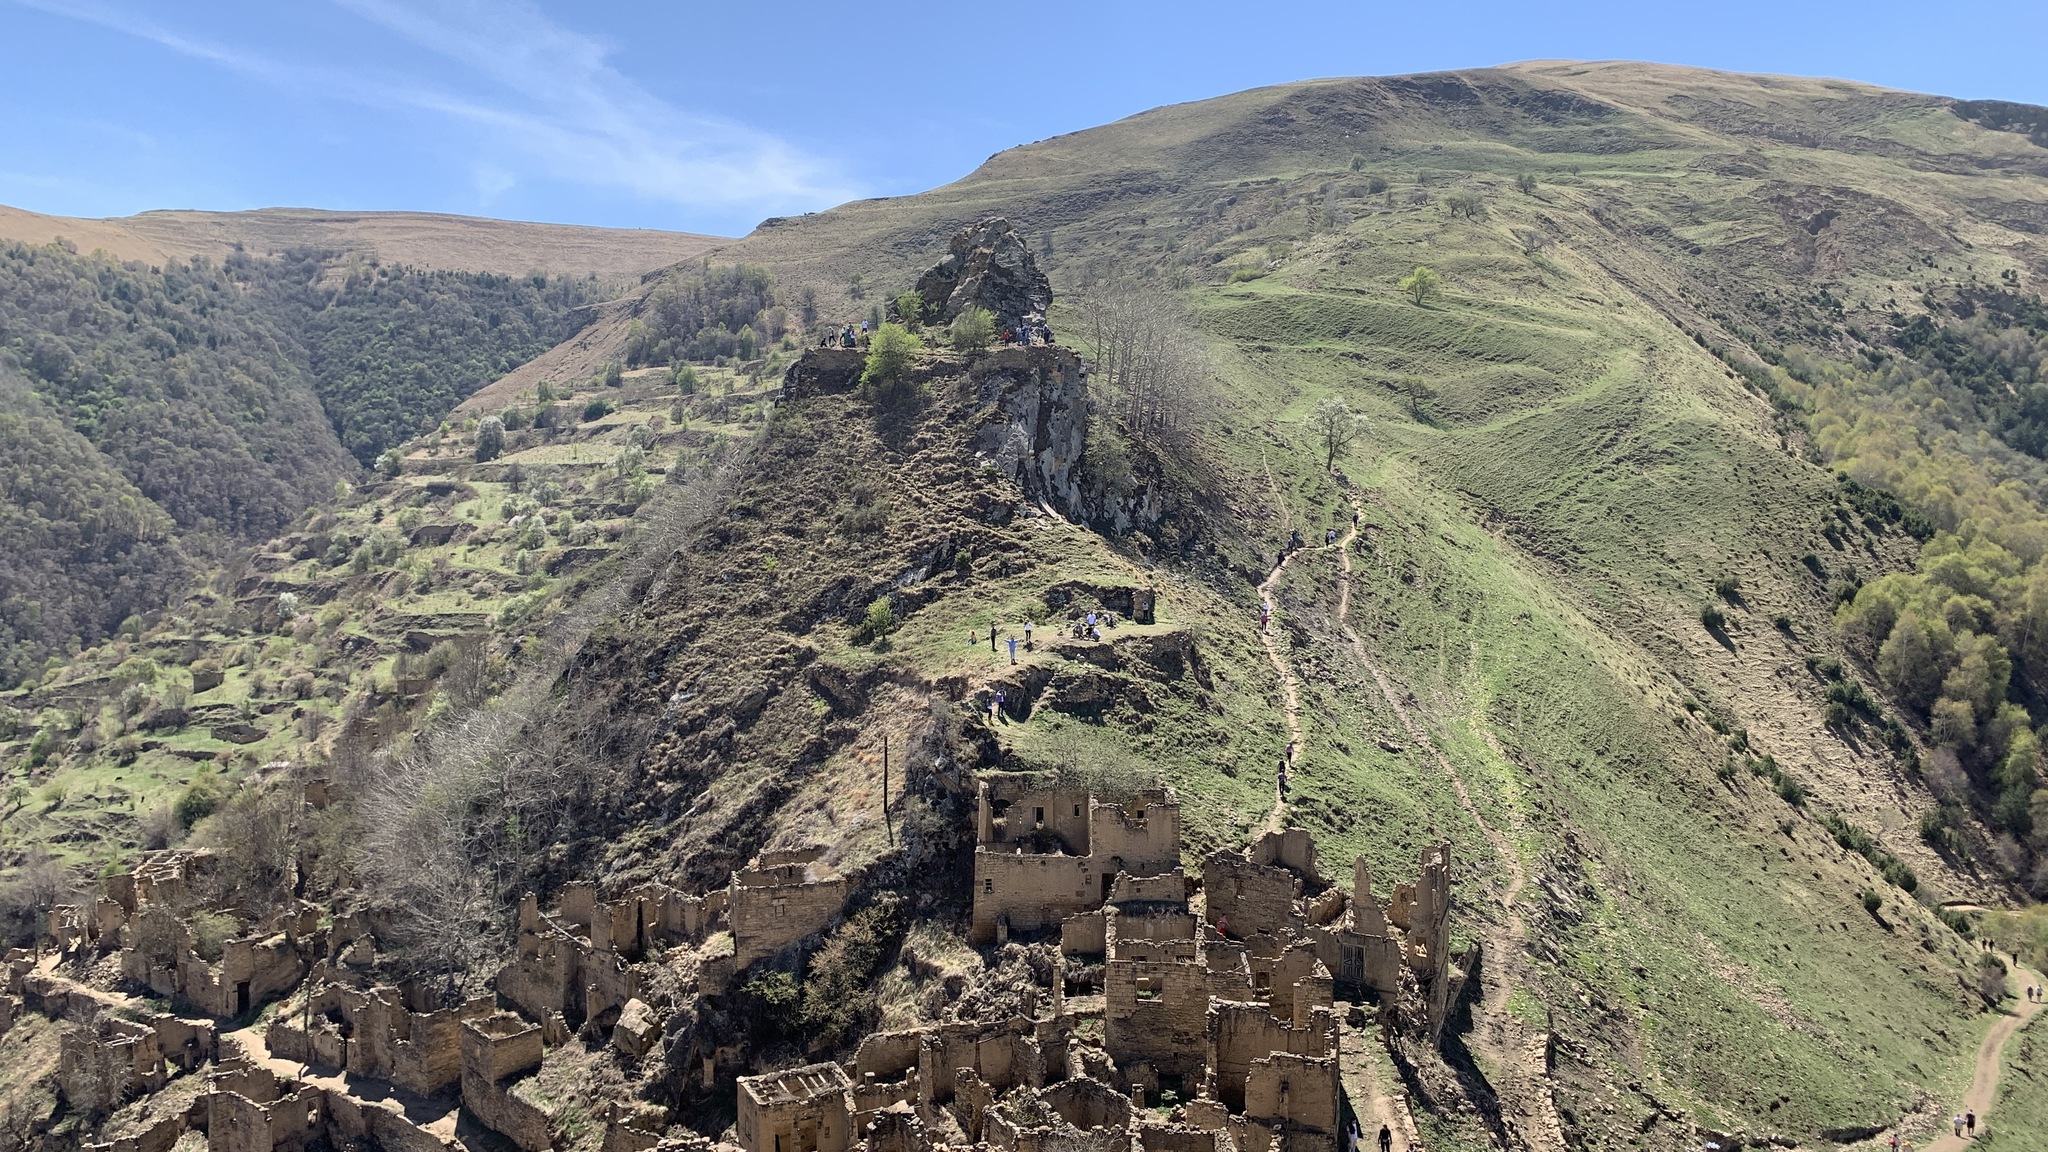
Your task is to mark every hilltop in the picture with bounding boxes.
[0,204,727,281]
[7,60,2048,1152]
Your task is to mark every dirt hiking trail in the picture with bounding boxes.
[1332,488,1568,1152]
[1919,959,2043,1151]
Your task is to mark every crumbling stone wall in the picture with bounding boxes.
[461,1013,553,1152]
[730,849,848,967]
[1202,851,1303,941]
[1205,1002,1333,1114]
[972,785,1181,945]
[268,979,488,1096]
[205,1065,313,1152]
[58,1017,164,1114]
[1105,958,1214,1083]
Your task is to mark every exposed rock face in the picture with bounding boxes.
[909,218,1052,335]
[969,348,1163,535]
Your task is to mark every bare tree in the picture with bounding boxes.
[1070,277,1218,446]
[348,434,757,990]
[1309,397,1365,471]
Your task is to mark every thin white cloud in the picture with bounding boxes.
[11,0,859,219]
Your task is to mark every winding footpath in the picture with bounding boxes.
[1255,542,1307,835]
[1266,481,2045,1150]
[1255,492,1418,1144]
[1920,961,2044,1150]
[1328,489,1567,1152]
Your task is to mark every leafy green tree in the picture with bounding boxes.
[894,290,927,329]
[1516,173,1538,193]
[474,416,505,462]
[600,360,624,388]
[1309,397,1363,471]
[1399,265,1443,306]
[860,324,924,405]
[950,306,996,354]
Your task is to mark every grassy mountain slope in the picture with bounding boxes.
[0,240,609,685]
[0,357,773,912]
[0,204,727,280]
[519,62,2048,1144]
[8,60,2048,1151]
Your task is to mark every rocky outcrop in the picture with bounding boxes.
[904,218,1052,335]
[970,348,1164,536]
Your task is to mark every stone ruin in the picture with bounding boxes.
[731,848,849,967]
[898,218,1053,338]
[46,849,317,1020]
[264,975,493,1096]
[972,779,1182,945]
[11,755,1460,1152]
[735,799,1469,1152]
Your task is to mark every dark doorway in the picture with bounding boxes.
[235,981,252,1016]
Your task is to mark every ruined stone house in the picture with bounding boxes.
[971,782,1180,945]
[265,975,492,1095]
[737,1063,856,1152]
[729,848,849,967]
[461,1012,555,1152]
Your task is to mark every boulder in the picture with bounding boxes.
[612,998,661,1059]
[907,218,1052,335]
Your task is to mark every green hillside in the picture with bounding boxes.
[8,61,2048,1152]
[0,240,603,686]
[549,62,2048,1144]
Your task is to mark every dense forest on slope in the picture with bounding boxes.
[1799,286,2048,880]
[236,250,599,464]
[0,366,186,688]
[0,240,600,686]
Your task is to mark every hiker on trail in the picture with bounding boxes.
[1007,636,1018,664]
[1287,741,1298,763]
[1966,1112,1975,1137]
[1278,759,1290,797]
[1378,1125,1392,1152]
[1024,620,1034,650]
[991,690,1006,720]
[1953,1115,1964,1137]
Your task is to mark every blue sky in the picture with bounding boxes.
[3,1,2043,238]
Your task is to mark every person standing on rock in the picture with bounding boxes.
[990,622,998,652]
[1024,620,1034,650]
[1007,636,1019,664]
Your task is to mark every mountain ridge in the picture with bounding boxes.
[0,203,729,281]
